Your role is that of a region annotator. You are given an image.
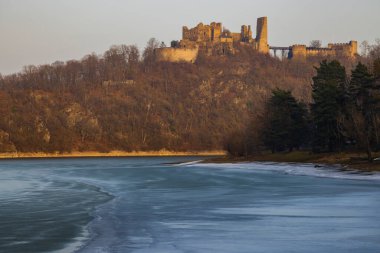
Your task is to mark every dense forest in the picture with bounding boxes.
[227,41,380,161]
[0,39,377,153]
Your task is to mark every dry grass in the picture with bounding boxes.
[0,150,226,159]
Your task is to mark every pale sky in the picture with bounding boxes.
[0,0,379,75]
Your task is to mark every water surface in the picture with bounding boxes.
[0,157,380,253]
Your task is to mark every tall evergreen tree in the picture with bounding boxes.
[311,60,346,152]
[347,62,380,161]
[373,58,380,78]
[263,89,309,153]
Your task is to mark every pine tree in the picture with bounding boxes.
[311,60,346,152]
[347,62,379,161]
[263,89,309,153]
[373,58,380,78]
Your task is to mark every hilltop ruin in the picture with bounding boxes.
[155,17,357,62]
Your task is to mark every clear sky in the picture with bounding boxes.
[0,0,379,75]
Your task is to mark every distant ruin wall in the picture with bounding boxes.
[155,47,199,63]
[289,40,358,60]
[328,41,358,57]
[183,23,213,42]
[287,45,307,60]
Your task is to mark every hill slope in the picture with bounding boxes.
[0,45,327,153]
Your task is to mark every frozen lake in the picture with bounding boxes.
[0,157,380,253]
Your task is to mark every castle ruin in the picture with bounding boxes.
[155,17,357,62]
[276,41,358,60]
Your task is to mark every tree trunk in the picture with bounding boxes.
[366,142,373,163]
[365,113,373,163]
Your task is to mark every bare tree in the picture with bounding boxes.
[360,40,370,57]
[125,45,140,64]
[104,45,128,81]
[81,53,101,84]
[126,45,140,79]
[171,40,180,48]
[0,73,3,88]
[65,60,82,86]
[142,38,160,71]
[369,38,380,59]
[143,38,160,61]
[309,40,322,48]
[52,61,64,67]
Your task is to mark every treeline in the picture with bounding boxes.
[227,57,380,162]
[0,38,321,153]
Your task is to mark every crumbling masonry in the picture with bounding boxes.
[155,17,357,62]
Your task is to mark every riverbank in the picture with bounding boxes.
[0,150,226,159]
[206,151,380,172]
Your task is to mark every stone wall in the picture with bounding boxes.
[289,40,358,60]
[210,22,222,42]
[241,25,253,43]
[183,23,212,42]
[232,33,242,42]
[328,41,358,57]
[155,47,199,63]
[182,22,223,43]
[289,45,307,59]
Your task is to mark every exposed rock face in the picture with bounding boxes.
[35,117,51,143]
[0,130,16,152]
[64,103,102,142]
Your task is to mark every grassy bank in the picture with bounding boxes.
[0,150,226,160]
[207,151,380,172]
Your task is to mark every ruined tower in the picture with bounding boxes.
[241,25,252,42]
[210,22,222,42]
[256,17,269,54]
[328,41,358,57]
[289,45,307,60]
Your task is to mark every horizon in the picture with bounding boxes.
[1,0,380,75]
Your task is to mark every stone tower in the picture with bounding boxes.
[256,17,269,54]
[241,25,252,42]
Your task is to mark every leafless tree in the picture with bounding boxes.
[125,45,140,79]
[142,38,160,72]
[125,45,140,65]
[360,41,370,57]
[143,38,160,61]
[81,53,101,84]
[369,38,380,59]
[309,40,322,48]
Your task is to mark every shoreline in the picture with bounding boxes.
[0,150,226,160]
[204,151,380,172]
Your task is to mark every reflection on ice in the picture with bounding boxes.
[187,161,380,181]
